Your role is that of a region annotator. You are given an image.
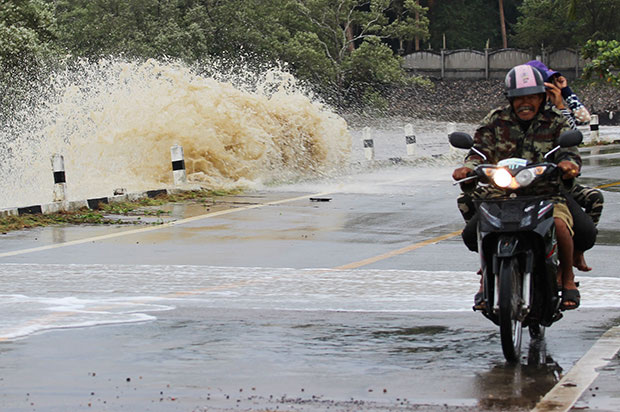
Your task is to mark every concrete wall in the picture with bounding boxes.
[403,48,588,80]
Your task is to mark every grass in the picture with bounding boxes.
[0,189,238,234]
[581,139,619,147]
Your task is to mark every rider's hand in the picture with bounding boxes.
[553,75,568,89]
[558,160,579,179]
[453,166,474,181]
[545,82,565,110]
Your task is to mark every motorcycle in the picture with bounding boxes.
[449,129,583,362]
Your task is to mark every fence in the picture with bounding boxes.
[402,48,586,80]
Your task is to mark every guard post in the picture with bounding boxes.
[170,144,187,185]
[51,154,67,202]
[405,124,416,156]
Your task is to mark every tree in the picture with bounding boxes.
[0,0,57,68]
[383,0,429,54]
[498,0,507,48]
[293,0,428,97]
[52,0,213,61]
[512,0,570,51]
[41,0,430,107]
[423,0,519,50]
[513,0,620,52]
[582,39,620,87]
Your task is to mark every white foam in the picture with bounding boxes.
[2,263,618,340]
[0,58,351,208]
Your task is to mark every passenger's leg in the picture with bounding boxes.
[565,195,596,271]
[555,217,579,309]
[461,214,478,252]
[457,192,476,223]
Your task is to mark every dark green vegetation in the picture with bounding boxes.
[0,189,234,233]
[1,0,618,109]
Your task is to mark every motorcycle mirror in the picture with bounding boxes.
[448,132,474,149]
[545,129,584,159]
[558,129,583,148]
[449,132,488,161]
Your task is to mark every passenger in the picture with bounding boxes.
[453,64,582,310]
[525,60,603,271]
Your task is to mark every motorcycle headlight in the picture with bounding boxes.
[515,168,535,187]
[492,168,512,188]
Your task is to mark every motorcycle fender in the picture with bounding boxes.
[496,235,519,258]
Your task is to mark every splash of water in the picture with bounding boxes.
[0,58,351,209]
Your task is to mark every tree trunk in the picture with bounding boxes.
[345,24,355,53]
[414,2,420,51]
[498,0,507,48]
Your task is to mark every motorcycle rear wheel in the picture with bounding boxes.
[499,257,523,363]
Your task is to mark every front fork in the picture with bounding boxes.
[484,236,533,320]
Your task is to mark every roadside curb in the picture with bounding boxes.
[0,186,202,218]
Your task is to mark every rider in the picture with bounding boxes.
[453,64,582,310]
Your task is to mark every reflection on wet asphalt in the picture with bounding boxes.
[475,339,562,410]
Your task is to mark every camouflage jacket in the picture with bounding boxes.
[462,105,581,199]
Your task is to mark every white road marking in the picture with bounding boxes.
[0,191,335,258]
[532,325,620,412]
[581,152,620,160]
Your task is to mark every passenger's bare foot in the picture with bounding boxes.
[573,251,592,272]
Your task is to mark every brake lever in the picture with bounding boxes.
[453,175,478,186]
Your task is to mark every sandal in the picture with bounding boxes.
[561,288,581,311]
[473,291,486,311]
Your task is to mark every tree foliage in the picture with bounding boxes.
[513,0,620,52]
[582,39,620,87]
[0,0,56,68]
[423,0,520,50]
[0,0,618,108]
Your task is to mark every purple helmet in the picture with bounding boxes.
[525,60,562,82]
[505,65,546,98]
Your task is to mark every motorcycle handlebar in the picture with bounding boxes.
[452,162,561,187]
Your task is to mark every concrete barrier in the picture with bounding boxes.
[0,187,200,217]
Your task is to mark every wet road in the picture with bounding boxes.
[1,150,620,411]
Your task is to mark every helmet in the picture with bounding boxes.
[504,64,546,98]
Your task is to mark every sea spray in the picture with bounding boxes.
[0,58,351,209]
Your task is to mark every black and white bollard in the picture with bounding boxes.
[51,154,67,202]
[590,114,599,143]
[404,124,416,156]
[362,127,375,161]
[170,144,187,185]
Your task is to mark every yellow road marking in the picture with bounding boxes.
[0,184,463,341]
[334,230,462,270]
[0,230,462,341]
[595,181,620,189]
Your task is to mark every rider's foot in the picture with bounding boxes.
[573,251,592,272]
[561,287,581,310]
[473,284,485,311]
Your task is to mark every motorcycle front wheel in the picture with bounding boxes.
[498,257,523,363]
[529,323,546,340]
